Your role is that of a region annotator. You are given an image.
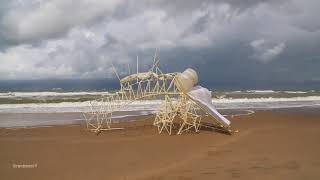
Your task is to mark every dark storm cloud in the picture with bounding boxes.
[0,0,319,84]
[0,0,283,46]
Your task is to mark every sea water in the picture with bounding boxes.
[0,88,320,127]
[0,90,320,113]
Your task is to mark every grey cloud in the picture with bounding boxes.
[0,0,283,47]
[0,0,124,45]
[0,0,319,84]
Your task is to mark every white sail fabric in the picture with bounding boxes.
[187,86,231,127]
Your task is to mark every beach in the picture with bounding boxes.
[1,0,320,179]
[1,108,320,180]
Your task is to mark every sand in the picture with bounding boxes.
[1,110,320,180]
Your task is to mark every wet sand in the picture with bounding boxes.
[1,110,320,180]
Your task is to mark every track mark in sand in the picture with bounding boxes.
[0,134,157,144]
[201,171,217,175]
[225,168,242,178]
[176,176,193,180]
[249,160,301,174]
[207,149,232,157]
[126,129,255,180]
[249,165,274,172]
[281,160,300,170]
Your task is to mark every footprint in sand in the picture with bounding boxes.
[207,149,232,157]
[225,168,241,178]
[282,160,300,170]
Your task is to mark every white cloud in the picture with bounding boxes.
[0,27,125,80]
[250,39,286,63]
[0,0,319,80]
[1,0,123,43]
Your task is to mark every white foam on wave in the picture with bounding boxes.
[226,90,312,94]
[1,90,316,99]
[283,91,308,94]
[214,96,320,103]
[213,96,320,110]
[0,100,162,113]
[224,90,277,94]
[245,90,277,93]
[0,96,319,113]
[0,91,111,98]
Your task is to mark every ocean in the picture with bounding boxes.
[0,89,320,112]
[0,80,319,127]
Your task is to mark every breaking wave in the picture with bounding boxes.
[0,95,319,113]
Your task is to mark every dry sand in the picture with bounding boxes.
[1,110,320,180]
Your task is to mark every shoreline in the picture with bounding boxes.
[0,106,319,128]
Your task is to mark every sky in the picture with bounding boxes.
[0,0,319,86]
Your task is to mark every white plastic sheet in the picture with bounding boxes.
[188,86,231,127]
